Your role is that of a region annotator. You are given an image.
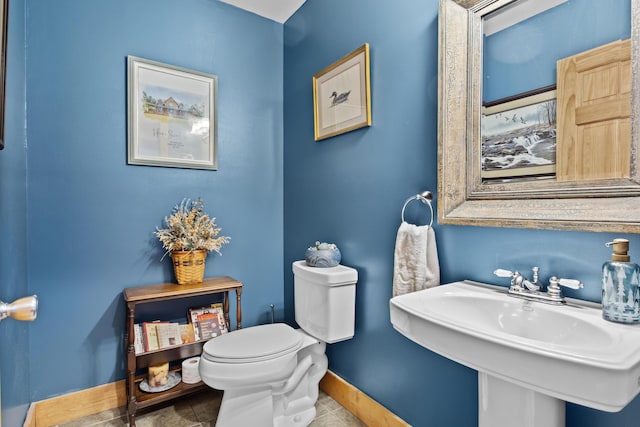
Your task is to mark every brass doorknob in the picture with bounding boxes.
[0,295,38,322]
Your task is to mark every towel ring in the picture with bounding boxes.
[401,191,433,227]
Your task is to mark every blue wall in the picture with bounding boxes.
[23,0,283,403]
[283,0,640,426]
[484,0,630,101]
[0,0,30,425]
[2,0,640,426]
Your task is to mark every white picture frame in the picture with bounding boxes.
[127,56,218,170]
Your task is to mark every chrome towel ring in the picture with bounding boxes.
[401,191,433,227]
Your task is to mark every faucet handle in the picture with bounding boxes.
[557,278,583,290]
[547,276,583,302]
[494,269,526,291]
[494,269,514,278]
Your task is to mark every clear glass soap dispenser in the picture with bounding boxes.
[602,239,640,323]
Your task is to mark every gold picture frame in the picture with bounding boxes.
[313,43,371,141]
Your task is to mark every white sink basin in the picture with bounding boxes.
[390,280,640,412]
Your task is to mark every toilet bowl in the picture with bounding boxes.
[199,261,358,427]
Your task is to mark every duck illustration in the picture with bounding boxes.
[330,90,351,106]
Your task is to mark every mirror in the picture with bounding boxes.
[437,0,640,232]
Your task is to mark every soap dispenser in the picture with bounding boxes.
[602,239,640,323]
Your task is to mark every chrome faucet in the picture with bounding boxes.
[493,267,583,305]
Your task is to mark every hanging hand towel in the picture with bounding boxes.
[393,222,440,296]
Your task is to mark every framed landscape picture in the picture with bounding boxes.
[127,56,218,170]
[481,86,557,180]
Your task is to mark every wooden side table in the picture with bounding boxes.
[123,276,243,426]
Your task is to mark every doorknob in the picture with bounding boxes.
[0,295,38,322]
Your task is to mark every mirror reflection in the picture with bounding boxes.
[480,0,631,183]
[437,0,640,232]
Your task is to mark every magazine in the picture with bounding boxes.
[156,322,182,348]
[179,323,196,344]
[210,303,228,334]
[189,304,229,340]
[133,324,145,354]
[142,321,162,351]
[197,312,224,339]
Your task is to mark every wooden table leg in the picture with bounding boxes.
[223,291,231,331]
[236,287,242,329]
[126,303,137,426]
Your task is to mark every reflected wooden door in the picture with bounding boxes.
[557,39,631,181]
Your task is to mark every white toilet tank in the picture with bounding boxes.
[292,260,358,343]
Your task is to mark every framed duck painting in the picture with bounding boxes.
[313,43,371,141]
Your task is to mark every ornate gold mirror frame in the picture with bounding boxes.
[437,0,640,232]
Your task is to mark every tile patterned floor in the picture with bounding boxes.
[54,389,367,427]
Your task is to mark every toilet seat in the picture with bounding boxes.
[202,323,303,364]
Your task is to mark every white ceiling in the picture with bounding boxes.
[218,0,306,23]
[483,0,567,35]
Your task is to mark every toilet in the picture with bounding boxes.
[199,260,358,427]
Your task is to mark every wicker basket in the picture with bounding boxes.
[171,250,207,285]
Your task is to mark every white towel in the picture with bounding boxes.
[393,222,440,296]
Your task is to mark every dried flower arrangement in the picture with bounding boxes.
[155,198,230,257]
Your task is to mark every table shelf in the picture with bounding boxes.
[123,277,243,426]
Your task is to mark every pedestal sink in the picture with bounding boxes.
[389,280,640,427]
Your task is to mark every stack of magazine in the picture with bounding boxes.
[132,303,228,354]
[188,303,228,341]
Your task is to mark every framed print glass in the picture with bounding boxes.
[313,44,371,141]
[481,86,557,180]
[127,56,218,170]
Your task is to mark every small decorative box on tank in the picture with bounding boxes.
[305,241,341,267]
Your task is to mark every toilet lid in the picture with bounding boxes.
[202,323,303,363]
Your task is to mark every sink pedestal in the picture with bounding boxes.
[479,373,564,427]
